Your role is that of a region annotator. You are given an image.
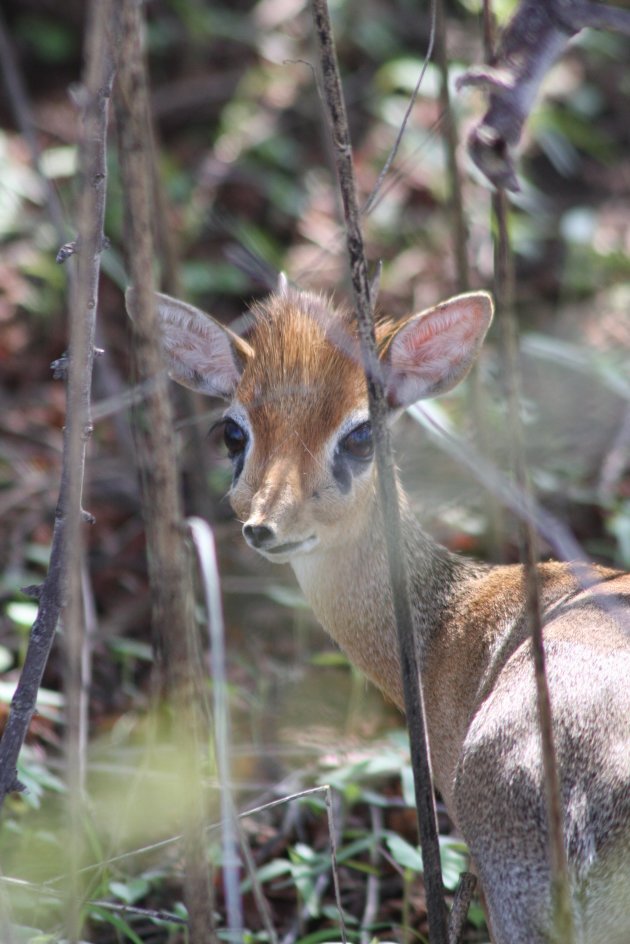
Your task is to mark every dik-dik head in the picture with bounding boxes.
[135,282,493,562]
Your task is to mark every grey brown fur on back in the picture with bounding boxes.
[452,571,630,943]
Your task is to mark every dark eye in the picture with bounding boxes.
[340,422,373,461]
[223,419,247,458]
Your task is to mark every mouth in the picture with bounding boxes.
[260,535,318,560]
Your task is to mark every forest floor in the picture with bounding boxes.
[1,1,629,941]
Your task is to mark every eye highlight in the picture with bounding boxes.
[339,421,373,461]
[223,418,248,458]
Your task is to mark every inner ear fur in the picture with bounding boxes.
[381,291,494,408]
[125,289,253,398]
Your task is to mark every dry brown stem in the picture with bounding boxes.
[310,1,448,942]
[485,0,575,931]
[447,872,477,944]
[0,10,116,888]
[115,1,214,940]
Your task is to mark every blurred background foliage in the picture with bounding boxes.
[0,0,629,941]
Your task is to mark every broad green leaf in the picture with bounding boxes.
[240,857,292,892]
[385,833,423,872]
[109,877,151,905]
[7,602,38,629]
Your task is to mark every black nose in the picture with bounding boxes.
[243,524,275,548]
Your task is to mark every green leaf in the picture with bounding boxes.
[401,764,416,808]
[294,930,361,944]
[385,834,423,872]
[438,837,469,891]
[264,584,309,609]
[39,146,78,179]
[6,601,38,629]
[109,877,151,905]
[0,682,64,709]
[240,857,292,892]
[0,645,13,673]
[108,638,154,662]
[89,906,145,944]
[310,651,350,668]
[3,926,53,944]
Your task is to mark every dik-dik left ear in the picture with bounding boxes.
[125,289,253,399]
[382,291,494,408]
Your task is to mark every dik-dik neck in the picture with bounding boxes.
[290,485,486,710]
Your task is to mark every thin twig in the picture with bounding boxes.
[0,0,115,860]
[310,2,448,943]
[233,814,279,944]
[363,0,436,215]
[434,0,468,292]
[494,180,575,944]
[409,402,629,632]
[435,0,503,562]
[188,518,243,936]
[63,3,119,938]
[447,872,476,944]
[360,804,383,944]
[41,784,331,890]
[483,4,575,938]
[325,785,348,944]
[1,875,188,927]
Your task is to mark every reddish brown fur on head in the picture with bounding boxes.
[238,289,368,454]
[144,283,493,561]
[227,288,378,547]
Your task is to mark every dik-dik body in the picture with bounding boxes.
[135,282,630,943]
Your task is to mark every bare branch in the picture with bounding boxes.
[458,0,630,190]
[115,2,214,939]
[480,4,575,937]
[495,191,575,943]
[0,0,117,823]
[310,1,449,942]
[447,872,476,944]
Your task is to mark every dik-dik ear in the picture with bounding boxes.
[125,289,253,399]
[382,291,494,408]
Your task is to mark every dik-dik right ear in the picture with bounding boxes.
[382,291,494,408]
[125,289,253,399]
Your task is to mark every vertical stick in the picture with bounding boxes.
[116,4,215,941]
[434,0,468,294]
[188,518,243,938]
[483,3,575,938]
[435,0,503,564]
[0,0,117,835]
[495,194,575,943]
[63,2,118,938]
[310,3,448,942]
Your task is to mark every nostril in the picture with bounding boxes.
[243,523,275,548]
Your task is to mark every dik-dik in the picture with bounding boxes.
[132,281,630,943]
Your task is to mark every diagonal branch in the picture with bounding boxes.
[310,2,448,942]
[457,0,630,190]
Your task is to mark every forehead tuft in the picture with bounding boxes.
[238,289,364,410]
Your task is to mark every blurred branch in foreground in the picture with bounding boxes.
[116,1,215,940]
